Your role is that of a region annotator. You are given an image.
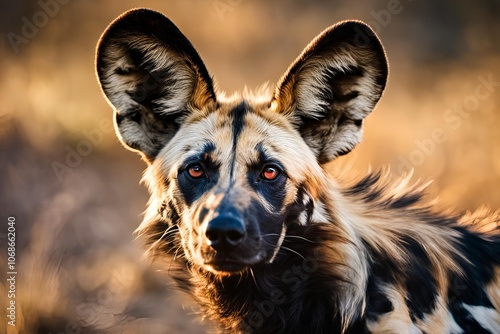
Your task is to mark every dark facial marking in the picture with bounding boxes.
[229,102,249,177]
[230,101,249,148]
[247,143,287,211]
[284,185,314,226]
[177,142,219,205]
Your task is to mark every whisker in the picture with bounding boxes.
[166,245,187,276]
[146,225,179,254]
[280,246,305,260]
[284,235,316,243]
[236,273,244,286]
[249,268,258,286]
[261,238,277,246]
[261,233,316,244]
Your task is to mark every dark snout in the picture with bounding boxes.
[205,214,246,252]
[199,200,274,274]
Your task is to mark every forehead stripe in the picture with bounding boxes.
[228,101,249,177]
[231,101,249,150]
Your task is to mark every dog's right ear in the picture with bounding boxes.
[96,8,216,162]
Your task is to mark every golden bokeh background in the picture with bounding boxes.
[1,1,499,333]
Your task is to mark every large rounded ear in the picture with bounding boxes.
[273,21,388,164]
[96,8,216,162]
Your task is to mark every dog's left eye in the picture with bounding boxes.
[261,165,281,181]
[187,164,205,179]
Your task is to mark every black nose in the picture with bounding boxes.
[205,214,246,252]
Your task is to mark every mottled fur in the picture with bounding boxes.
[96,8,500,334]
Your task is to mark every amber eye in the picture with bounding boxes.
[261,165,281,181]
[187,164,205,179]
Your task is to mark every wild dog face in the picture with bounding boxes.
[96,9,388,275]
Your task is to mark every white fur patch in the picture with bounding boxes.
[462,304,500,334]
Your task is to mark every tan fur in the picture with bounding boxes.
[416,296,463,334]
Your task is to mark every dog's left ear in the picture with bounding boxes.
[273,21,388,164]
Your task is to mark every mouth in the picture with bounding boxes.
[202,253,264,274]
[204,260,249,274]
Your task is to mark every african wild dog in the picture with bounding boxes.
[96,8,500,334]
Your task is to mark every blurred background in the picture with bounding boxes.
[0,0,499,333]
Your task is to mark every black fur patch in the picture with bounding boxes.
[389,192,423,209]
[345,171,429,210]
[365,276,393,321]
[447,227,499,308]
[345,171,383,202]
[400,236,438,320]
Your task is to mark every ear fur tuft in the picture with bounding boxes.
[273,20,388,163]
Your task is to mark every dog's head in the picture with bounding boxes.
[96,8,387,275]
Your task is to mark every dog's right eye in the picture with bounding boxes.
[261,165,281,181]
[187,164,205,179]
